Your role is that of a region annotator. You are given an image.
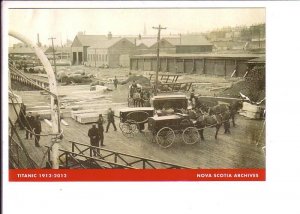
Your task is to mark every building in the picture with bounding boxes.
[130,53,264,77]
[71,33,106,65]
[86,38,135,68]
[44,46,72,61]
[149,35,213,54]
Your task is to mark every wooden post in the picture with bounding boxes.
[203,58,206,74]
[183,59,185,73]
[224,59,227,78]
[166,58,168,72]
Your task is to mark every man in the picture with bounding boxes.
[113,76,118,89]
[33,115,42,147]
[106,108,117,132]
[88,124,100,156]
[97,114,105,146]
[25,112,35,139]
[129,80,138,98]
[18,103,26,130]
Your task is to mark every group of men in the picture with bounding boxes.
[88,108,117,156]
[18,108,42,147]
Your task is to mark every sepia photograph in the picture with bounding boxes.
[7,7,266,179]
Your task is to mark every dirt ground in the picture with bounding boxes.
[12,65,266,169]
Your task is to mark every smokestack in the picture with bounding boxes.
[108,32,112,40]
[37,33,41,47]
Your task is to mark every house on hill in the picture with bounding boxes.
[86,37,135,68]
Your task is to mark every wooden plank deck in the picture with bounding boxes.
[15,115,265,169]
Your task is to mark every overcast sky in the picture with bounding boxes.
[8,8,265,46]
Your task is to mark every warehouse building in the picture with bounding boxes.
[130,53,264,77]
[71,33,106,65]
[86,37,135,68]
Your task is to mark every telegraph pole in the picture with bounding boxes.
[49,37,57,78]
[152,25,166,95]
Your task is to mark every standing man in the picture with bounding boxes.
[25,112,35,140]
[97,114,105,146]
[113,76,118,89]
[106,108,117,132]
[33,115,42,147]
[88,124,100,156]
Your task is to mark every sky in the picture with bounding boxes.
[8,8,265,46]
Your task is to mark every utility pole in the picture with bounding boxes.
[49,37,57,78]
[152,25,166,95]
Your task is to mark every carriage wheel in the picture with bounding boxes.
[120,120,138,138]
[182,127,200,145]
[156,127,175,148]
[126,120,138,133]
[120,122,134,138]
[119,122,124,130]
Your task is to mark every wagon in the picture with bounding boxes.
[119,107,154,137]
[147,114,200,148]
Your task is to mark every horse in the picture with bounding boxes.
[195,110,231,140]
[208,101,243,127]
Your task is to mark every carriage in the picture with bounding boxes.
[120,94,204,148]
[147,114,200,148]
[119,107,154,137]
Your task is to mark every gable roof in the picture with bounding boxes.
[136,38,157,48]
[72,35,107,47]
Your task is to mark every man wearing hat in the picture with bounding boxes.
[88,124,100,156]
[97,114,105,146]
[106,108,117,132]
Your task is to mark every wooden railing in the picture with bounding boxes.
[67,140,191,169]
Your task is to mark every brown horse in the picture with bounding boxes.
[195,110,231,140]
[208,101,243,127]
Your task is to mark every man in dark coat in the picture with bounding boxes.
[88,124,100,156]
[97,114,105,146]
[17,103,26,130]
[25,112,35,139]
[113,76,118,89]
[106,108,117,132]
[33,115,42,147]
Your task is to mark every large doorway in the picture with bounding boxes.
[78,52,83,65]
[72,52,77,65]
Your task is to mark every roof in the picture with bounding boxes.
[163,38,181,46]
[44,46,72,53]
[152,95,188,100]
[89,38,133,49]
[9,46,47,54]
[132,53,264,59]
[119,107,154,112]
[149,114,183,121]
[136,38,157,47]
[72,35,107,47]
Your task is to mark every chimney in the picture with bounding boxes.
[37,33,41,47]
[108,32,112,40]
[138,34,142,40]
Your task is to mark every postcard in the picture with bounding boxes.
[5,4,266,182]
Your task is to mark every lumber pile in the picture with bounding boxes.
[239,102,265,119]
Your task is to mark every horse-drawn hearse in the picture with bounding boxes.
[119,93,238,148]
